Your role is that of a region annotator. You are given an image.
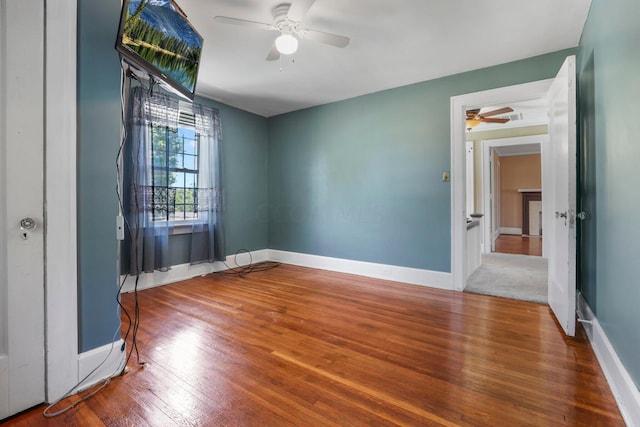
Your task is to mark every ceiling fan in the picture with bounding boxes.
[213,0,350,61]
[466,107,514,131]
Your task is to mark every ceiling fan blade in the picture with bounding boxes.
[480,117,510,124]
[478,107,514,118]
[287,0,316,22]
[299,29,350,48]
[266,44,280,61]
[213,16,275,32]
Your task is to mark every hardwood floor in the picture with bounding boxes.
[494,234,543,256]
[5,264,623,426]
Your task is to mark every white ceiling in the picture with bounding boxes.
[180,0,592,117]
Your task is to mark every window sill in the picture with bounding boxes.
[149,220,207,235]
[171,223,195,235]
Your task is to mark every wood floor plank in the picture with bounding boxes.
[2,264,624,426]
[494,234,543,256]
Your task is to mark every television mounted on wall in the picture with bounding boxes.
[115,0,203,101]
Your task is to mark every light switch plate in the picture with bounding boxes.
[442,171,450,182]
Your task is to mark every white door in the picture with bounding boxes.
[0,0,46,418]
[547,56,577,336]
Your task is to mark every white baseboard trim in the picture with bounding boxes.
[119,248,452,293]
[577,294,640,427]
[499,227,522,235]
[229,249,270,267]
[120,262,219,293]
[120,249,270,293]
[76,339,126,394]
[268,250,452,290]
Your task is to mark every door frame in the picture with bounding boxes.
[46,1,78,402]
[1,1,7,412]
[480,135,547,256]
[450,79,552,291]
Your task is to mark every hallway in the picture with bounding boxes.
[494,234,542,256]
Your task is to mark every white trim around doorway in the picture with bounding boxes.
[45,0,79,402]
[450,79,552,291]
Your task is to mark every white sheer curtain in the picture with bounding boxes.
[126,86,225,274]
[190,103,225,263]
[128,86,179,274]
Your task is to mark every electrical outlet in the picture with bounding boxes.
[442,171,450,182]
[116,215,125,240]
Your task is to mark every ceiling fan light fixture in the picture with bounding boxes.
[275,33,298,55]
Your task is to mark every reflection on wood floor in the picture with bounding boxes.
[494,234,542,256]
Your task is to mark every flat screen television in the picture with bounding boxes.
[115,0,203,101]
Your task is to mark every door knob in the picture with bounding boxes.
[19,217,37,240]
[20,217,37,231]
[555,211,568,225]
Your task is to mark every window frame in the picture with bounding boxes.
[148,105,202,227]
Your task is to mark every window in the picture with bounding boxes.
[126,86,225,272]
[149,106,202,222]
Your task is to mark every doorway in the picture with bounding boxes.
[452,55,577,332]
[450,79,554,294]
[480,135,546,257]
[468,133,548,303]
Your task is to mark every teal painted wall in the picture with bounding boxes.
[268,49,575,272]
[78,0,123,352]
[578,0,640,388]
[78,0,268,351]
[196,97,269,256]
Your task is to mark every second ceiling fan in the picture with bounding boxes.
[466,107,514,131]
[214,0,350,61]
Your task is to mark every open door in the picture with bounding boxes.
[1,0,46,418]
[546,56,577,336]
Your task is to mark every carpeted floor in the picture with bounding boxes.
[465,252,548,304]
